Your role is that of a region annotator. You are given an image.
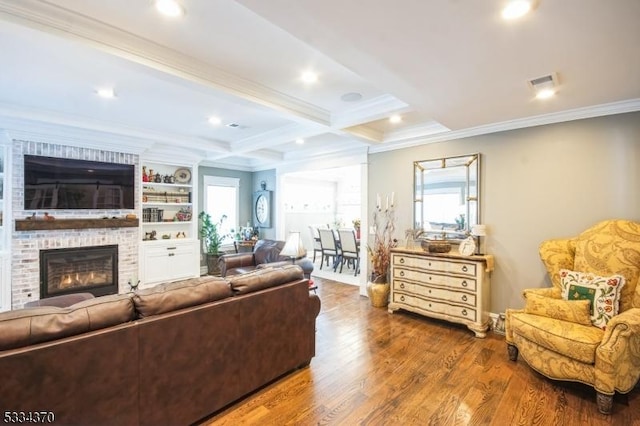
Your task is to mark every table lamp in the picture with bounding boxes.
[471,224,487,255]
[281,231,307,263]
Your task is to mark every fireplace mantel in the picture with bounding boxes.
[15,218,139,231]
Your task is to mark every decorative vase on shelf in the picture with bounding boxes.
[366,276,390,308]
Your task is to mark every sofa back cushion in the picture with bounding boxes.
[133,276,232,319]
[253,239,285,264]
[0,293,135,351]
[229,265,304,295]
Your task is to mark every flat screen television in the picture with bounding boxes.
[24,155,135,210]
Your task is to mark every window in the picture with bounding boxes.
[203,176,239,244]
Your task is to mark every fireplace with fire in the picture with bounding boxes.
[40,245,119,298]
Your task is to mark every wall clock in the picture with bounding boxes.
[458,236,476,256]
[253,190,271,228]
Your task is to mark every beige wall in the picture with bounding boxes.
[369,111,640,313]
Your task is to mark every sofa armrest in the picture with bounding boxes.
[218,253,255,276]
[596,308,640,393]
[309,293,321,319]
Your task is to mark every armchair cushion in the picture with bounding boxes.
[524,293,592,326]
[559,269,625,329]
[510,313,604,364]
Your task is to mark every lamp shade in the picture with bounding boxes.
[281,232,306,259]
[471,224,487,237]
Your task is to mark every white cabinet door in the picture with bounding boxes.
[140,240,199,287]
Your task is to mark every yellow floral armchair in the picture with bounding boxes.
[506,220,640,414]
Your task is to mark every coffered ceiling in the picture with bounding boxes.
[0,0,638,170]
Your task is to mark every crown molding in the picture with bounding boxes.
[383,120,450,142]
[199,158,255,173]
[370,99,640,153]
[0,103,230,154]
[341,125,384,143]
[274,146,369,174]
[230,123,325,153]
[0,0,330,126]
[331,95,410,129]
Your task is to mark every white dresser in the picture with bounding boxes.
[389,248,494,338]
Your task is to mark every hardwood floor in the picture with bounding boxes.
[200,278,640,425]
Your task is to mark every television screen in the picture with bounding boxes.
[24,155,135,210]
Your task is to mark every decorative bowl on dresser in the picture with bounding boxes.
[388,247,494,337]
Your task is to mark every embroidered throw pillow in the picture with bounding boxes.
[524,293,592,326]
[559,269,625,329]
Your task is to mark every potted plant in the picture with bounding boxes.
[366,197,398,307]
[198,211,229,275]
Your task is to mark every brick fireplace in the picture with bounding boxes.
[11,140,140,309]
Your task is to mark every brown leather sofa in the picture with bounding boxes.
[0,265,320,426]
[219,239,314,279]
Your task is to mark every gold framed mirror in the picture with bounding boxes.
[414,153,480,241]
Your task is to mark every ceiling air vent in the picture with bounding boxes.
[528,72,559,99]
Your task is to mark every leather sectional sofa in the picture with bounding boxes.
[219,239,314,279]
[0,265,320,426]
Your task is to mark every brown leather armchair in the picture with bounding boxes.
[219,239,314,279]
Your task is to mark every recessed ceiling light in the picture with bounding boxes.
[295,138,305,145]
[301,71,318,84]
[208,116,222,125]
[155,0,185,17]
[96,88,116,99]
[389,115,402,124]
[501,0,533,20]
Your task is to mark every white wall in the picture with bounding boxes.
[369,111,640,313]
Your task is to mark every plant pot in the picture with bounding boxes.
[206,253,222,276]
[366,280,390,308]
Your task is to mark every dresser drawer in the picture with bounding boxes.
[393,253,477,277]
[393,267,477,292]
[392,292,477,322]
[394,280,476,308]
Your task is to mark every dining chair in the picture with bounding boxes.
[318,228,341,270]
[308,225,323,263]
[338,228,360,276]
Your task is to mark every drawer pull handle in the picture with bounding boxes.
[428,289,432,293]
[462,280,468,287]
[462,295,468,302]
[168,253,175,257]
[462,309,468,316]
[400,296,405,302]
[167,247,177,250]
[462,265,468,272]
[400,271,405,277]
[400,258,405,264]
[400,283,405,289]
[428,262,432,266]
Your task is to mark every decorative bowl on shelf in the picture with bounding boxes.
[421,239,452,253]
[175,211,192,222]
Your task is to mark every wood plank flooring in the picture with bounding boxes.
[200,278,640,425]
